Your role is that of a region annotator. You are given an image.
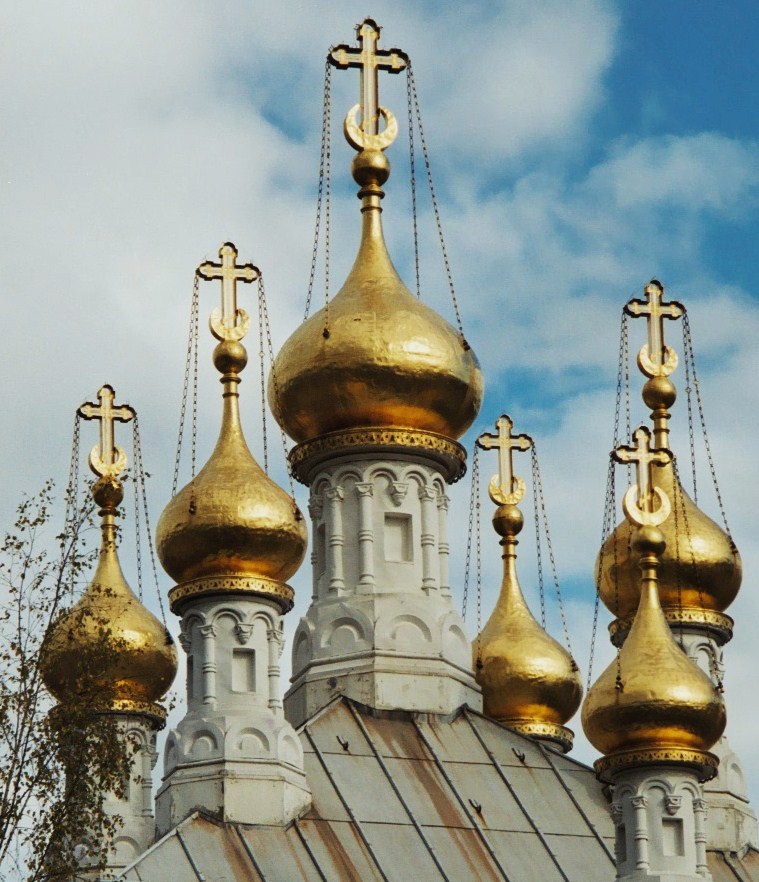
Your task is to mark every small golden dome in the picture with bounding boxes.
[270,151,483,445]
[583,526,725,757]
[474,504,582,749]
[42,477,177,713]
[597,462,741,621]
[157,340,307,589]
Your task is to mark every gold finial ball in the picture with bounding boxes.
[631,524,666,557]
[92,475,124,509]
[351,149,390,187]
[492,504,523,537]
[213,340,248,375]
[642,376,677,411]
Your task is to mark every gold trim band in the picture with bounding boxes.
[169,575,294,614]
[289,427,467,485]
[506,720,574,753]
[610,608,734,645]
[595,747,719,783]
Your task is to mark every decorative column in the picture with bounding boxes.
[355,482,375,588]
[631,794,649,872]
[419,484,439,593]
[199,622,217,708]
[437,492,451,597]
[308,497,323,600]
[325,486,346,593]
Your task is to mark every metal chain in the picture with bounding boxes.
[407,62,468,347]
[682,313,733,540]
[172,276,200,497]
[406,67,421,298]
[587,309,628,691]
[131,433,144,602]
[681,316,698,501]
[257,285,269,474]
[304,59,332,322]
[531,444,574,660]
[64,413,82,600]
[671,454,686,648]
[588,455,616,692]
[259,274,298,508]
[531,448,547,630]
[462,444,480,620]
[133,415,168,625]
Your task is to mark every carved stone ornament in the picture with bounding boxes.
[664,794,682,816]
[234,622,254,645]
[390,481,407,506]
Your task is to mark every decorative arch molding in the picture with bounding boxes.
[231,725,270,758]
[320,612,373,654]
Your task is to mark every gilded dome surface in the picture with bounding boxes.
[157,360,307,587]
[583,529,725,757]
[475,505,582,732]
[597,462,741,620]
[42,483,177,708]
[270,176,482,445]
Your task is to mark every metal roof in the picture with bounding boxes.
[120,698,758,882]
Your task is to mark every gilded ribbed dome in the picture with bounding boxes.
[270,150,483,445]
[597,461,741,621]
[157,340,307,590]
[42,477,177,713]
[475,504,582,752]
[583,526,725,758]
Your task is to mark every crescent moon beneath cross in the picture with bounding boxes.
[344,104,399,151]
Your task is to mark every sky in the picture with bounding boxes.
[2,0,759,804]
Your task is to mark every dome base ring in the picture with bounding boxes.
[594,747,719,783]
[288,426,467,485]
[169,575,294,615]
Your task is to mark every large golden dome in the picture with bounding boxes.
[270,151,483,446]
[475,504,582,751]
[157,340,307,595]
[42,477,177,716]
[583,526,725,760]
[597,462,741,622]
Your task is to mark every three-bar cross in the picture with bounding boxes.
[329,18,408,139]
[477,414,533,505]
[78,384,135,477]
[197,242,259,341]
[614,425,672,526]
[625,280,684,376]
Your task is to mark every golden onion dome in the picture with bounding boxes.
[269,149,483,446]
[157,339,307,594]
[597,460,741,622]
[474,503,582,752]
[42,476,177,717]
[583,525,725,759]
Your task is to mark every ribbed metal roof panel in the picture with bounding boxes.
[120,699,620,881]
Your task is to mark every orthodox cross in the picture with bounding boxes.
[329,18,408,149]
[197,242,259,342]
[477,414,533,505]
[614,425,673,526]
[624,280,685,377]
[78,384,135,478]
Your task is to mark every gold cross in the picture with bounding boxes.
[78,384,135,478]
[329,18,408,150]
[476,414,533,505]
[625,280,685,377]
[614,425,673,526]
[197,242,259,342]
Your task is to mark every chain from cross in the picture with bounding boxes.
[476,414,533,505]
[624,280,685,378]
[329,18,408,152]
[78,384,136,478]
[197,242,260,342]
[614,425,673,527]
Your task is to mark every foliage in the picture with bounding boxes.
[0,481,136,881]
